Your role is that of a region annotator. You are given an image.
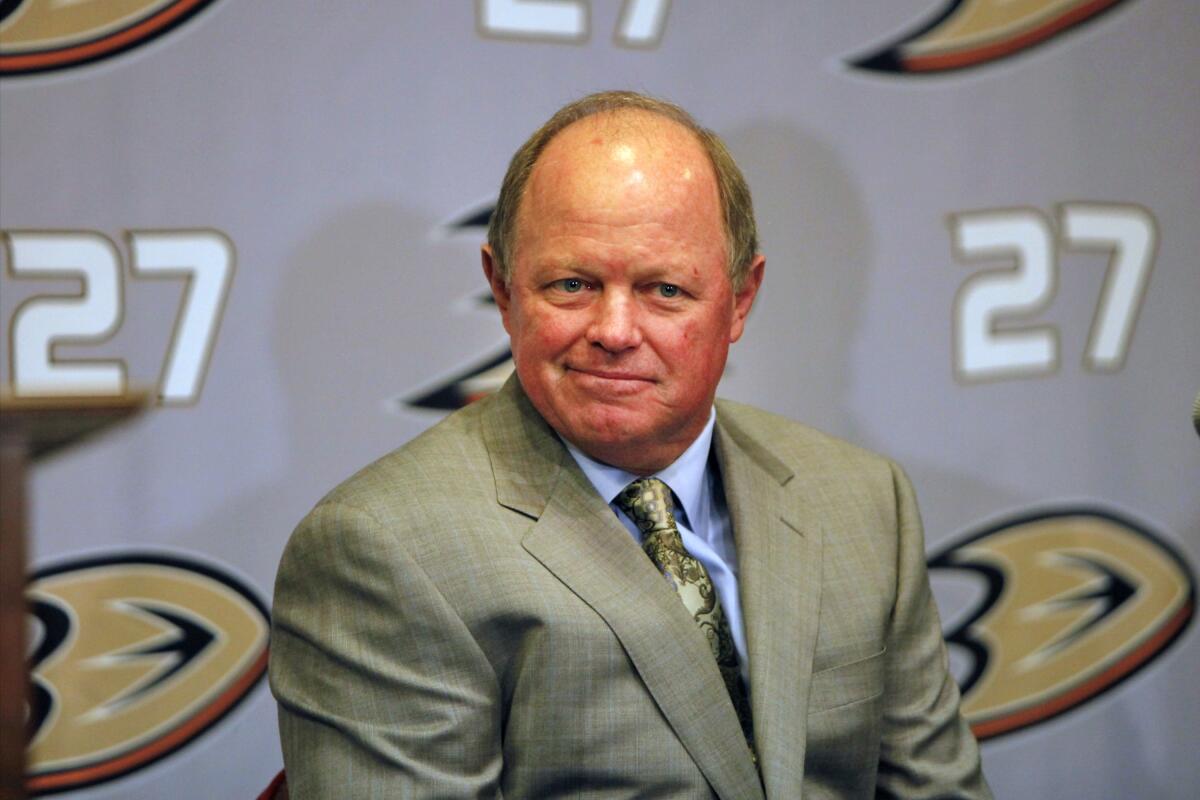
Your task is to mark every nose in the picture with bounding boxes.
[586,291,642,353]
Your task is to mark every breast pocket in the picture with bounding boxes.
[807,647,885,715]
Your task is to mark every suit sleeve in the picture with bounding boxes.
[875,463,993,799]
[269,500,504,799]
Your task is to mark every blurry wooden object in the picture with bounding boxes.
[0,393,148,800]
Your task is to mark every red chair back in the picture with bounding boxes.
[256,769,288,800]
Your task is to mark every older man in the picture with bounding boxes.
[270,91,991,799]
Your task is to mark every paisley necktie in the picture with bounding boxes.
[615,478,755,760]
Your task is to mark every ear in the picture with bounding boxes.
[728,254,765,344]
[481,245,513,332]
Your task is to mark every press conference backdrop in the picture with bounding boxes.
[1,1,1197,797]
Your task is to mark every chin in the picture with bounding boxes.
[568,405,652,440]
[570,419,668,464]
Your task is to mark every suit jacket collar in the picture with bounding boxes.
[483,377,823,799]
[714,401,824,797]
[480,375,562,519]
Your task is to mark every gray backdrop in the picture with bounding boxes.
[2,1,1197,797]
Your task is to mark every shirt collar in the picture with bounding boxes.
[564,407,716,530]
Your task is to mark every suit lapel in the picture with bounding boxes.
[483,379,764,800]
[715,405,824,798]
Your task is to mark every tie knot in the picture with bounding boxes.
[615,478,676,532]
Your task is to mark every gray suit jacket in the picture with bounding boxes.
[270,377,990,798]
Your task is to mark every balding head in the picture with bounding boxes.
[487,91,759,291]
[479,95,765,474]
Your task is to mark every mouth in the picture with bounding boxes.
[566,366,655,392]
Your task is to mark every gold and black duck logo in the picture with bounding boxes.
[400,203,514,412]
[930,507,1194,740]
[25,552,269,794]
[848,0,1135,75]
[0,0,220,76]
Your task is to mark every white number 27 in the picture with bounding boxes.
[478,0,671,46]
[5,230,234,404]
[951,204,1156,382]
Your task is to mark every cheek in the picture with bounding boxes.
[679,318,716,348]
[677,319,730,371]
[660,322,710,370]
[512,309,578,360]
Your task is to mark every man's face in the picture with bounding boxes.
[484,111,764,475]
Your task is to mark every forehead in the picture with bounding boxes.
[539,109,709,169]
[516,111,723,246]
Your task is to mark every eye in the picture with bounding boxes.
[555,278,586,293]
[657,283,681,298]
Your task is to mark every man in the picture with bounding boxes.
[270,91,991,798]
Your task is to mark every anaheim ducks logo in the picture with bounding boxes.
[0,0,220,76]
[406,343,515,410]
[848,0,1134,74]
[25,552,269,794]
[402,203,515,412]
[930,508,1194,740]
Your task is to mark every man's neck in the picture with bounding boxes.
[563,407,717,525]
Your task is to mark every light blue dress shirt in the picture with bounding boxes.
[564,408,750,686]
